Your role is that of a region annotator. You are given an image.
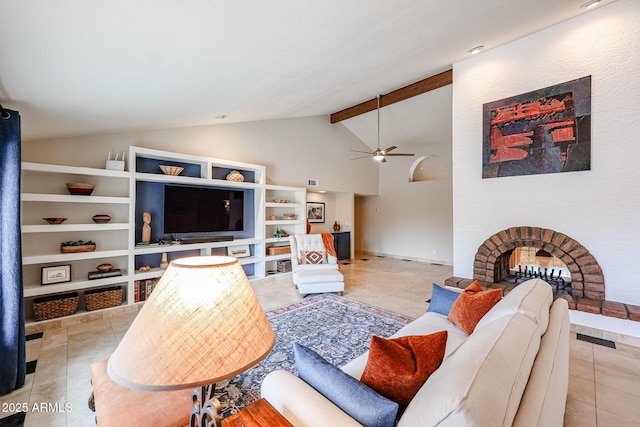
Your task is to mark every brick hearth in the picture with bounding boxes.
[447,226,640,322]
[445,276,640,322]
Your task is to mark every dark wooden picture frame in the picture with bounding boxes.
[306,202,325,223]
[41,264,72,285]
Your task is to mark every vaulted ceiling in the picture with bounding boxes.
[0,0,614,142]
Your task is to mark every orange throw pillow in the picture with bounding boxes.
[360,331,448,414]
[448,280,502,335]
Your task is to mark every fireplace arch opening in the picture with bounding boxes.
[510,246,570,293]
[473,226,604,300]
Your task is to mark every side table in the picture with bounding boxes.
[222,399,293,427]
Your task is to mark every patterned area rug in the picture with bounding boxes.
[214,293,414,418]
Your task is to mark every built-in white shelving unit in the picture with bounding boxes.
[264,185,306,274]
[20,148,306,323]
[21,162,132,323]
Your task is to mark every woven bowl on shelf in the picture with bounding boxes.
[66,183,95,196]
[96,263,113,272]
[159,165,184,176]
[226,170,245,182]
[43,217,67,224]
[92,214,111,224]
[283,213,296,220]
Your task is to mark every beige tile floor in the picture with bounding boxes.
[1,255,640,426]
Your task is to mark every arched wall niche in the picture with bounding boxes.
[408,155,448,182]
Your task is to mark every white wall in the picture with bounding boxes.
[305,190,354,240]
[356,140,453,264]
[452,0,640,305]
[22,115,379,196]
[306,192,336,235]
[345,85,454,263]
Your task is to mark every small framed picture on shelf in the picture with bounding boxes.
[307,201,325,223]
[41,264,72,285]
[227,244,251,258]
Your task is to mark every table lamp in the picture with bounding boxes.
[107,256,275,427]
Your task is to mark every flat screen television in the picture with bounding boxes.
[164,185,244,234]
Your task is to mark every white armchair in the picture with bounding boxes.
[289,234,344,296]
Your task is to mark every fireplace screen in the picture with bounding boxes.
[510,247,570,292]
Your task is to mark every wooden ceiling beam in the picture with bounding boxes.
[329,69,453,124]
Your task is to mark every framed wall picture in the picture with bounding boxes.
[482,75,592,178]
[41,264,72,285]
[307,202,325,223]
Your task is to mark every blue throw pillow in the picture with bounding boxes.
[293,343,398,427]
[426,283,460,315]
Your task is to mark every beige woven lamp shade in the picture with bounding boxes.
[107,256,275,391]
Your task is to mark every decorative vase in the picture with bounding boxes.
[307,219,311,234]
[226,170,245,182]
[333,221,341,232]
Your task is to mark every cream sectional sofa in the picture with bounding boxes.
[261,278,570,427]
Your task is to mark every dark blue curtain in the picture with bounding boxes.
[0,108,25,394]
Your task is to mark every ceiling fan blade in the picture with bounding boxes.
[385,153,415,156]
[382,146,397,154]
[350,155,372,160]
[350,149,374,154]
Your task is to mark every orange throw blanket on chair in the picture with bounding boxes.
[321,232,338,266]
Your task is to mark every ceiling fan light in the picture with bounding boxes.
[373,154,385,161]
[581,0,600,8]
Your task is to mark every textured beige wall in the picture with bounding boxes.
[22,115,379,195]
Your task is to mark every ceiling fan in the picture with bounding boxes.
[351,95,415,163]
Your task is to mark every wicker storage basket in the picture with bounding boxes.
[85,286,123,311]
[277,260,292,273]
[267,245,291,256]
[33,292,79,321]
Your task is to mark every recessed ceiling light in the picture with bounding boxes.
[215,115,227,120]
[468,46,484,55]
[581,0,601,8]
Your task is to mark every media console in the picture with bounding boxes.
[179,235,234,244]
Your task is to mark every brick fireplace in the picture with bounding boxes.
[445,226,640,321]
[473,226,603,300]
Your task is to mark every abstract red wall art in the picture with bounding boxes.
[482,76,591,178]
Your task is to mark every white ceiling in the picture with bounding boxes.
[0,0,613,142]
